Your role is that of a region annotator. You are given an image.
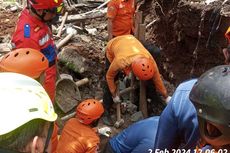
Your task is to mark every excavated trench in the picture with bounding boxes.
[142,0,230,86]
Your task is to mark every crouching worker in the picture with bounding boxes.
[0,72,57,153]
[57,99,111,153]
[0,48,59,153]
[154,65,230,151]
[102,34,171,125]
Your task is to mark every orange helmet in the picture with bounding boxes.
[0,48,48,79]
[131,57,154,80]
[76,99,104,125]
[28,0,63,10]
[225,27,230,43]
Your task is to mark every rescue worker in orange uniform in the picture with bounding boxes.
[57,99,111,153]
[107,0,135,40]
[0,48,59,153]
[11,0,64,102]
[102,35,171,125]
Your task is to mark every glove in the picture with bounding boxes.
[112,95,121,103]
[165,96,172,104]
[98,127,112,137]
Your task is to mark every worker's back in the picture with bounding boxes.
[109,116,159,153]
[57,118,100,153]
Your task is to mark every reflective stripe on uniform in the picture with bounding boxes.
[39,34,50,46]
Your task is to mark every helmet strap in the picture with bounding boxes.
[29,5,47,22]
[43,122,54,153]
[91,119,99,127]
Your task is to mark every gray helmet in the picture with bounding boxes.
[189,65,230,146]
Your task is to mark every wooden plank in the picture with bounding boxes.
[138,24,146,43]
[57,12,69,38]
[139,80,148,118]
[129,73,136,104]
[134,12,148,117]
[134,11,143,38]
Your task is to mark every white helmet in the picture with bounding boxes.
[0,72,57,135]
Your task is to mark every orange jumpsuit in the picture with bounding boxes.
[107,0,135,36]
[106,35,168,98]
[57,118,100,153]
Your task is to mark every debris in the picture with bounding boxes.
[57,12,69,38]
[66,7,107,22]
[130,111,144,122]
[56,27,77,49]
[0,43,12,54]
[75,78,89,86]
[86,28,97,35]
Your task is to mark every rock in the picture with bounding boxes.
[86,28,98,35]
[126,102,137,114]
[58,46,89,74]
[130,111,144,122]
[0,43,12,53]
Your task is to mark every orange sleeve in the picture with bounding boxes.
[151,61,168,98]
[106,40,114,63]
[106,57,131,95]
[225,27,230,43]
[106,60,120,95]
[107,0,118,19]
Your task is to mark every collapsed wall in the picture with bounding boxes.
[143,0,230,85]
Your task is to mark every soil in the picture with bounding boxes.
[1,0,230,151]
[141,0,229,86]
[0,10,18,39]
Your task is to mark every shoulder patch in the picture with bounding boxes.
[24,24,30,38]
[34,26,41,32]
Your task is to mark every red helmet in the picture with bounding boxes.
[28,0,63,10]
[0,48,48,79]
[76,99,104,125]
[131,57,155,80]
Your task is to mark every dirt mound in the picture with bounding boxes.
[143,0,229,85]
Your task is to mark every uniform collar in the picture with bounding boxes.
[22,8,46,28]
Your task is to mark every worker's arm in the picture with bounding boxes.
[151,61,167,98]
[106,61,120,97]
